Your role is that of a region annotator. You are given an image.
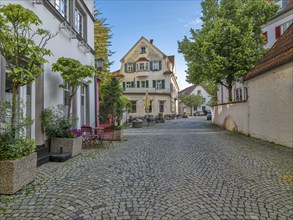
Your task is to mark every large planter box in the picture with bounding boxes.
[113,129,123,141]
[0,152,37,195]
[51,137,82,157]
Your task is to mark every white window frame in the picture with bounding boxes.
[127,63,133,72]
[234,88,242,102]
[54,0,67,19]
[130,101,137,113]
[153,61,159,70]
[156,80,162,90]
[137,62,148,71]
[126,82,131,88]
[281,20,293,34]
[159,101,165,113]
[74,8,83,36]
[141,81,146,88]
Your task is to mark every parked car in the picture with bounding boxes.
[207,110,212,120]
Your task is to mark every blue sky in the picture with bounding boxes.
[95,0,203,90]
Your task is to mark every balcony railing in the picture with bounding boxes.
[124,87,170,94]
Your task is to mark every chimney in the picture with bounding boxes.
[150,39,154,45]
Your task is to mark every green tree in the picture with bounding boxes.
[52,57,96,118]
[0,4,55,130]
[100,76,129,127]
[179,94,204,115]
[178,0,278,102]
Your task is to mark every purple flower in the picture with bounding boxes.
[69,129,83,137]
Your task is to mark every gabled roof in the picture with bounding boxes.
[111,70,124,78]
[120,36,167,62]
[179,85,197,95]
[245,24,293,81]
[167,56,175,66]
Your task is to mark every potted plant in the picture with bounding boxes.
[158,112,165,123]
[41,105,82,157]
[0,100,36,195]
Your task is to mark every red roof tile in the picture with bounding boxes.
[179,85,197,95]
[111,70,124,77]
[245,24,293,80]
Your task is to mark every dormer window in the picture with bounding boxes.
[141,47,146,54]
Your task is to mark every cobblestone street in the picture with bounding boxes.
[0,118,292,220]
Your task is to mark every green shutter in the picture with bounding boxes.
[137,81,140,88]
[162,79,165,89]
[153,80,156,88]
[159,61,162,70]
[122,82,126,91]
[150,61,153,71]
[125,63,128,73]
[131,81,134,88]
[133,63,136,72]
[146,80,149,88]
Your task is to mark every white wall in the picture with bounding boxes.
[0,1,96,141]
[212,62,293,148]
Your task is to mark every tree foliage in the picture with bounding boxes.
[52,57,96,118]
[178,0,278,101]
[100,76,129,127]
[0,4,55,130]
[179,94,204,109]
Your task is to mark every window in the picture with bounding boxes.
[281,20,293,34]
[126,82,132,88]
[159,101,165,113]
[263,32,268,44]
[141,47,146,53]
[275,0,282,11]
[234,88,242,101]
[80,85,88,125]
[141,81,146,88]
[203,98,206,103]
[54,0,67,19]
[137,62,148,71]
[197,90,201,95]
[153,61,160,70]
[74,8,83,36]
[127,63,133,72]
[130,101,137,113]
[156,80,162,90]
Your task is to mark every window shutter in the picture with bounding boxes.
[125,63,128,73]
[150,62,153,71]
[263,32,268,44]
[131,81,134,88]
[146,80,149,88]
[153,80,156,88]
[137,81,140,88]
[162,79,165,89]
[159,61,162,70]
[275,26,281,39]
[122,82,126,91]
[133,63,136,72]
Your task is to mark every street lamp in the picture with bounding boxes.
[94,58,104,127]
[95,58,104,70]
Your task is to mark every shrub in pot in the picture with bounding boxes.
[41,105,82,157]
[0,100,36,195]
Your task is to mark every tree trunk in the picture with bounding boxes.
[11,84,18,135]
[228,84,233,103]
[67,96,72,119]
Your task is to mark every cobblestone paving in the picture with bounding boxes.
[0,118,292,220]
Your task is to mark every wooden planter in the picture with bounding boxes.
[0,152,37,195]
[113,129,123,141]
[51,136,82,157]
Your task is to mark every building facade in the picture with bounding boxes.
[115,37,179,118]
[0,0,96,160]
[179,85,212,116]
[217,0,293,104]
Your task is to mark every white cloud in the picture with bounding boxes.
[185,17,203,28]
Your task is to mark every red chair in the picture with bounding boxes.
[102,127,114,147]
[81,125,104,147]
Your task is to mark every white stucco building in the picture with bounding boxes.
[179,85,211,116]
[113,37,179,118]
[0,0,96,163]
[217,0,293,104]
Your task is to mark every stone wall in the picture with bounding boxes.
[212,62,293,148]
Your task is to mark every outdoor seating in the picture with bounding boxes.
[102,127,114,147]
[81,125,104,147]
